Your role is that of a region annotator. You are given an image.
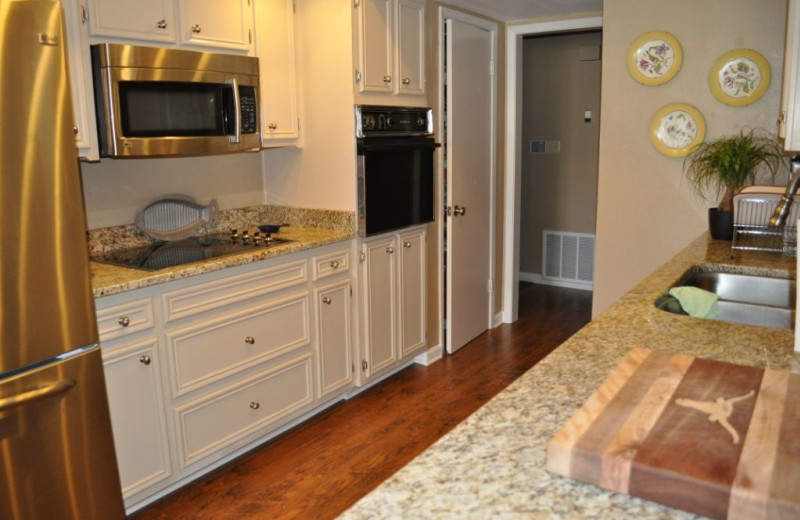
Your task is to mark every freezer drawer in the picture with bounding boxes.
[0,347,124,520]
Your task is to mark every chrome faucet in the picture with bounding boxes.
[769,156,800,227]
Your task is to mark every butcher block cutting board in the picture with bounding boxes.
[546,348,800,519]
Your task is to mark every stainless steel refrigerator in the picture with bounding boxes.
[0,0,125,518]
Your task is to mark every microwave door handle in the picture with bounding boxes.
[229,77,241,144]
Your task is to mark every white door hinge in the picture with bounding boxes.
[80,4,89,23]
[360,251,366,263]
[489,60,495,76]
[487,278,493,293]
[355,70,362,83]
[362,359,368,371]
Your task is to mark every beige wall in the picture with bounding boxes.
[593,0,788,316]
[520,31,601,275]
[80,153,264,229]
[260,0,357,211]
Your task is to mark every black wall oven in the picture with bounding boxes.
[356,106,436,237]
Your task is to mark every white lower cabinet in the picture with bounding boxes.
[95,242,356,512]
[358,226,426,383]
[315,279,353,397]
[96,296,173,505]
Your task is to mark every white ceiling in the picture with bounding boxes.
[439,0,603,22]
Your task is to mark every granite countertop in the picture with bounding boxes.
[89,206,356,298]
[339,234,800,519]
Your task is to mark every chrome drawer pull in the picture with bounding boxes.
[322,297,332,305]
[139,355,151,366]
[118,316,130,327]
[250,401,260,410]
[244,336,255,345]
[330,260,340,268]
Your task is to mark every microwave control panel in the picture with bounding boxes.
[240,87,258,134]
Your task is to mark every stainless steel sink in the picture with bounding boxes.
[655,267,796,329]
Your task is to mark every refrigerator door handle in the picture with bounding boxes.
[0,379,76,413]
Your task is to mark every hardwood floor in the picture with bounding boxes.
[131,284,592,520]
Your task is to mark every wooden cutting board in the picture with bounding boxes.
[546,348,800,519]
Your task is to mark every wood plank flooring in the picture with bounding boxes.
[130,284,592,520]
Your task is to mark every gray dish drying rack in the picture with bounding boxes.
[732,193,797,256]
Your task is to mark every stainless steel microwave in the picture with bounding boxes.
[91,43,260,158]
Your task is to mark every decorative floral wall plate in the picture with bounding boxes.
[627,31,683,86]
[649,103,706,157]
[709,49,771,106]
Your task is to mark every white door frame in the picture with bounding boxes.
[501,16,603,323]
[438,7,498,349]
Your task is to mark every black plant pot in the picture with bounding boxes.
[708,208,733,241]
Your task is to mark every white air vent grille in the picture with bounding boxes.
[542,230,595,286]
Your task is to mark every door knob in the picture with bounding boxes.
[453,205,466,216]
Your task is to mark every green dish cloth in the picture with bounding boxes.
[668,286,720,319]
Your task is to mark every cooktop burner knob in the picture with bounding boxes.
[231,229,239,239]
[364,114,376,130]
[417,116,425,127]
[242,230,250,242]
[253,232,262,244]
[385,116,393,128]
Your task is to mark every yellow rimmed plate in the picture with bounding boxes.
[627,31,683,86]
[709,49,771,106]
[649,103,705,157]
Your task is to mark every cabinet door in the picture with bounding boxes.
[398,228,426,357]
[361,237,397,376]
[86,0,176,42]
[178,0,253,52]
[316,280,353,397]
[355,0,394,93]
[102,338,172,501]
[62,0,100,160]
[395,0,425,95]
[255,0,300,144]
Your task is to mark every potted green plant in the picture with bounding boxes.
[684,129,786,240]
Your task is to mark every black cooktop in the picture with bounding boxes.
[91,233,293,271]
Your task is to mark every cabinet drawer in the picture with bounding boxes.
[166,292,311,396]
[162,258,308,322]
[312,249,350,281]
[96,297,155,342]
[175,353,313,468]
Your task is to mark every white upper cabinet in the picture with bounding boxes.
[80,0,253,53]
[86,0,177,42]
[254,0,300,146]
[395,0,425,96]
[178,0,253,52]
[780,0,800,152]
[354,0,426,98]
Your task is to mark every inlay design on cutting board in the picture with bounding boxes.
[675,390,754,444]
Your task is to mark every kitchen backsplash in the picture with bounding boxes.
[86,205,355,255]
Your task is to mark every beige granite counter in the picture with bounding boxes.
[339,234,800,519]
[89,205,355,298]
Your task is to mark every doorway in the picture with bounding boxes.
[502,16,603,323]
[518,31,602,292]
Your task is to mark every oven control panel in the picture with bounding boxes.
[356,105,433,137]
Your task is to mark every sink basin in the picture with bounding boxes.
[655,267,796,329]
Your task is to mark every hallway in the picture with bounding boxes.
[132,284,592,519]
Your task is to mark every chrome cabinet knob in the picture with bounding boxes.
[250,401,260,410]
[383,75,392,84]
[156,19,167,29]
[330,260,340,269]
[386,246,394,254]
[402,77,411,85]
[268,122,278,130]
[139,354,151,366]
[322,296,332,305]
[191,24,201,34]
[403,241,412,248]
[118,316,130,327]
[244,336,255,345]
[453,205,466,216]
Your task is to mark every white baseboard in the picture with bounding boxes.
[414,344,443,365]
[492,311,503,328]
[520,271,593,291]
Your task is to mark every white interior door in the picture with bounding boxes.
[445,16,495,354]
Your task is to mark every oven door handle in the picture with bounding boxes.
[357,139,439,153]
